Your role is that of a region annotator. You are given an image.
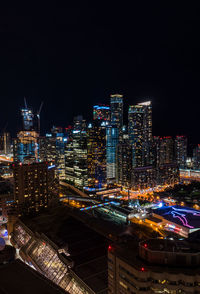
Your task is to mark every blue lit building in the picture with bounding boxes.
[93,105,110,122]
[110,94,123,130]
[13,131,39,163]
[106,126,119,180]
[87,121,106,188]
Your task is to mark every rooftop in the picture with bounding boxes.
[153,205,200,229]
[0,259,67,294]
[21,206,109,293]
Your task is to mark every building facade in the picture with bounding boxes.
[87,122,106,188]
[108,239,200,293]
[13,162,55,215]
[174,136,187,169]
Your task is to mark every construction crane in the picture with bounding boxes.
[37,101,44,134]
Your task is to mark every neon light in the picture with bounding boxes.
[168,206,200,229]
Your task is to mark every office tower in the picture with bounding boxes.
[72,116,88,188]
[21,107,34,131]
[73,115,87,131]
[13,162,55,215]
[93,105,110,122]
[152,136,161,167]
[128,101,152,168]
[116,135,132,187]
[0,132,11,155]
[14,101,40,163]
[87,121,106,188]
[106,126,119,180]
[138,101,153,165]
[39,130,66,180]
[160,136,174,165]
[64,117,88,188]
[39,134,57,164]
[13,131,39,163]
[65,131,74,185]
[128,105,144,168]
[193,145,200,170]
[110,94,123,129]
[108,239,200,294]
[175,135,187,169]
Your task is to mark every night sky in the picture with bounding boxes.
[0,3,200,149]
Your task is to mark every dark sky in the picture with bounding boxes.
[0,3,200,148]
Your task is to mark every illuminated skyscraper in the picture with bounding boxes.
[128,101,152,167]
[193,145,200,170]
[21,108,34,131]
[13,162,55,215]
[175,135,187,169]
[93,105,110,122]
[106,126,119,180]
[116,135,132,187]
[110,94,123,129]
[87,121,106,187]
[14,100,40,163]
[160,136,174,165]
[13,131,39,163]
[64,117,88,188]
[128,105,144,167]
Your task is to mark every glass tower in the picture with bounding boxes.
[106,126,119,180]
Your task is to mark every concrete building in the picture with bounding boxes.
[13,162,55,215]
[108,239,200,293]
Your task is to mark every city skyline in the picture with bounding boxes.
[0,3,200,145]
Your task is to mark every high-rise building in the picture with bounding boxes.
[193,144,200,170]
[73,131,88,188]
[21,107,34,131]
[14,101,40,163]
[65,132,74,185]
[152,136,161,167]
[110,94,123,129]
[13,131,39,163]
[13,162,55,215]
[160,136,174,165]
[116,135,132,187]
[106,126,119,181]
[175,135,187,169]
[64,117,88,189]
[128,105,144,168]
[128,101,152,168]
[138,101,153,165]
[87,121,106,188]
[93,105,110,122]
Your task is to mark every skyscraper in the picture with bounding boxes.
[128,104,144,167]
[175,135,187,169]
[87,121,106,188]
[110,94,123,129]
[116,135,132,187]
[106,126,119,180]
[128,101,152,168]
[193,144,200,170]
[13,131,39,163]
[14,101,39,163]
[13,162,55,215]
[93,105,110,122]
[160,136,174,165]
